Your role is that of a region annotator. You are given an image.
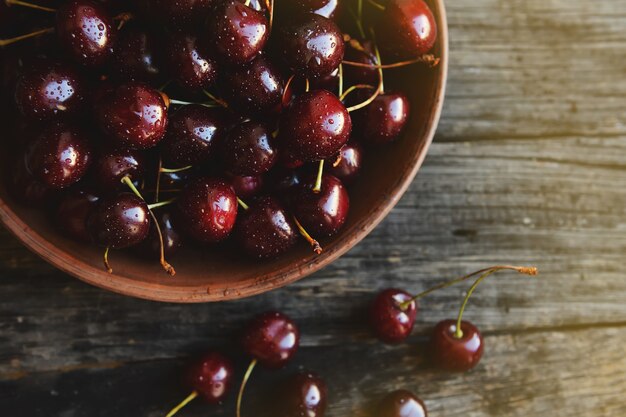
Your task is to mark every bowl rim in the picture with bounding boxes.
[0,1,448,303]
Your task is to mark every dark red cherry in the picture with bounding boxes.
[95,83,168,150]
[343,40,378,86]
[369,288,417,344]
[241,311,300,368]
[25,123,93,189]
[268,168,301,194]
[280,372,327,417]
[112,24,164,84]
[290,174,349,237]
[91,149,144,194]
[376,0,437,59]
[228,174,264,199]
[55,189,99,242]
[221,121,277,176]
[359,92,410,144]
[56,0,116,67]
[206,0,268,66]
[280,90,351,162]
[136,0,213,29]
[184,351,234,404]
[8,156,53,204]
[287,0,339,19]
[328,141,362,185]
[139,209,183,258]
[174,177,238,243]
[160,105,226,167]
[235,196,298,259]
[277,14,344,78]
[87,193,151,248]
[166,33,218,91]
[222,55,285,115]
[14,61,86,121]
[379,390,428,417]
[430,319,484,372]
[310,67,339,93]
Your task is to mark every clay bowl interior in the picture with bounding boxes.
[0,0,447,302]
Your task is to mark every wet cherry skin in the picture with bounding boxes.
[90,149,144,194]
[228,174,264,199]
[241,311,300,368]
[56,0,116,68]
[287,0,340,19]
[290,174,349,237]
[277,14,344,78]
[174,177,238,243]
[113,24,164,84]
[280,372,327,417]
[166,32,218,91]
[221,121,277,176]
[87,193,151,249]
[369,288,417,344]
[14,61,86,121]
[430,319,484,372]
[378,390,428,417]
[206,0,268,66]
[235,196,298,259]
[55,189,99,242]
[359,92,410,145]
[25,123,93,189]
[376,0,437,60]
[160,105,227,167]
[343,40,378,86]
[328,141,363,185]
[280,90,352,162]
[95,82,168,150]
[8,157,53,204]
[139,209,183,258]
[184,351,234,404]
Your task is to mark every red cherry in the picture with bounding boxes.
[165,32,218,92]
[221,121,278,176]
[55,189,99,242]
[369,288,417,344]
[287,0,339,19]
[228,174,264,199]
[328,141,363,185]
[112,24,165,85]
[90,149,145,194]
[185,351,234,404]
[280,372,327,417]
[139,209,183,258]
[137,0,213,29]
[242,311,300,368]
[8,156,53,205]
[358,92,410,145]
[378,390,428,417]
[376,0,437,60]
[343,40,378,86]
[430,319,484,372]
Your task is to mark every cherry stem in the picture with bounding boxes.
[236,359,257,417]
[294,217,323,255]
[103,247,112,274]
[5,0,55,12]
[0,27,54,47]
[244,0,251,6]
[366,0,385,11]
[148,198,176,210]
[358,0,363,22]
[268,0,274,32]
[305,78,310,93]
[237,197,249,211]
[121,176,176,276]
[202,90,229,108]
[282,74,296,107]
[398,265,538,311]
[165,390,198,417]
[114,12,134,30]
[339,84,375,102]
[338,63,344,97]
[155,157,163,203]
[169,99,218,108]
[342,54,440,69]
[160,165,192,174]
[332,150,343,167]
[370,28,385,93]
[313,160,324,193]
[346,80,381,112]
[346,4,365,39]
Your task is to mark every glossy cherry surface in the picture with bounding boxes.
[91,149,144,194]
[280,372,327,417]
[328,141,362,185]
[174,177,238,243]
[15,61,86,121]
[56,0,116,67]
[360,92,410,144]
[206,0,268,65]
[369,288,417,344]
[268,168,301,194]
[184,351,234,404]
[241,311,300,368]
[290,174,349,237]
[430,319,484,372]
[87,193,151,249]
[95,82,168,150]
[376,0,437,59]
[343,41,378,86]
[55,189,99,242]
[228,174,264,199]
[221,121,277,176]
[235,196,298,259]
[25,123,93,189]
[287,0,339,19]
[166,33,218,91]
[113,24,164,84]
[277,14,344,78]
[280,90,351,161]
[222,55,285,114]
[378,390,428,417]
[160,105,226,167]
[137,0,213,28]
[139,209,182,257]
[8,157,53,204]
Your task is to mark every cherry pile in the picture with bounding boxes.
[0,0,439,275]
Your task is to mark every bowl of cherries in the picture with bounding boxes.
[0,0,447,302]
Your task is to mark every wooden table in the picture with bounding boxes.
[1,0,625,415]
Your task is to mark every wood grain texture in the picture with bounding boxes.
[1,0,625,415]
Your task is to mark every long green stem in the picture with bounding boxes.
[160,165,192,173]
[338,64,344,97]
[313,160,324,193]
[165,390,198,417]
[103,247,112,274]
[236,359,257,417]
[0,27,54,47]
[148,199,176,210]
[237,197,249,211]
[342,54,440,69]
[294,217,322,255]
[6,0,55,12]
[366,0,385,11]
